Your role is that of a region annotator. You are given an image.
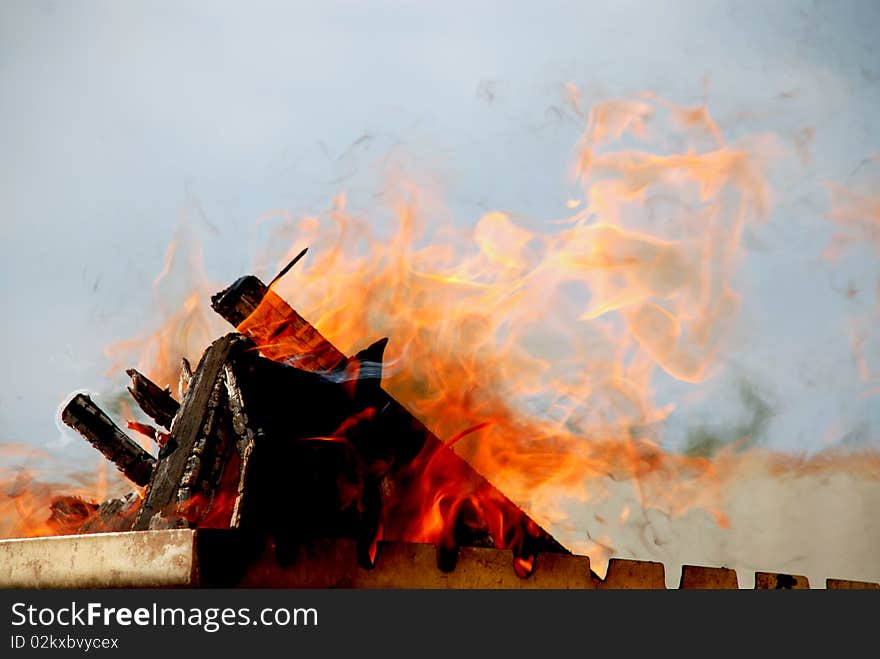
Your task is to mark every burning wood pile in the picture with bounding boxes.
[54,252,567,578]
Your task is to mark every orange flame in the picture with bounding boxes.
[236,93,772,550]
[0,444,129,538]
[2,93,771,542]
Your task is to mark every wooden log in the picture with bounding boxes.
[210,274,568,558]
[126,369,179,429]
[176,376,228,512]
[210,275,270,327]
[61,394,157,487]
[133,333,247,530]
[175,368,242,530]
[131,332,391,545]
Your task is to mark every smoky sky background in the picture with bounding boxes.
[2,1,879,474]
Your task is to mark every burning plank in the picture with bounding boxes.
[212,275,345,371]
[210,270,568,566]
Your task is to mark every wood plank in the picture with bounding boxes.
[210,274,568,558]
[211,276,344,371]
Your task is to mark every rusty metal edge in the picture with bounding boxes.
[0,529,198,589]
[2,531,877,589]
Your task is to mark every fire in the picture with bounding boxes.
[2,91,877,586]
[0,92,773,541]
[235,93,770,555]
[0,444,120,538]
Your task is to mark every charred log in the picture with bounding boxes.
[133,333,248,531]
[126,369,179,429]
[176,375,231,522]
[222,360,260,530]
[210,275,269,327]
[61,394,156,487]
